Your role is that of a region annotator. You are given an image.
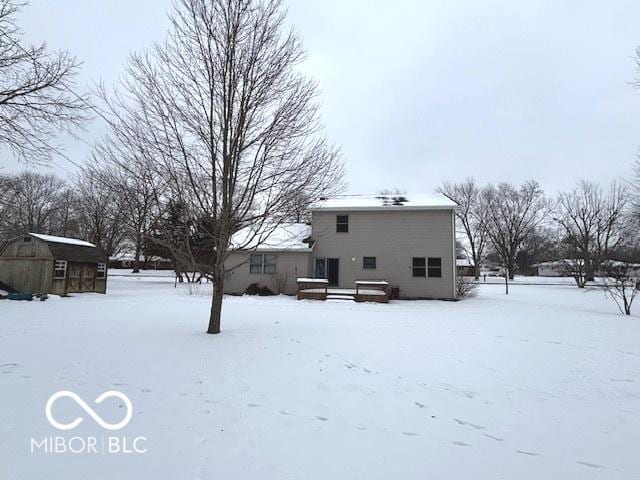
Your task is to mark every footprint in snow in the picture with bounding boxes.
[414,401,427,409]
[576,461,608,469]
[516,450,540,456]
[315,416,328,422]
[454,419,486,431]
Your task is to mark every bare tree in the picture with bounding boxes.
[98,0,344,333]
[74,169,126,257]
[601,261,639,315]
[438,178,488,279]
[555,180,629,287]
[483,181,551,293]
[0,0,89,164]
[87,154,160,273]
[4,171,67,235]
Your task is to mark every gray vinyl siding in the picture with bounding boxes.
[310,209,456,299]
[224,251,310,295]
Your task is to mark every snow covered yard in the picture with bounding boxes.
[0,278,639,480]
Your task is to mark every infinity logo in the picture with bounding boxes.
[45,391,133,431]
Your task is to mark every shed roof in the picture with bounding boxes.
[311,194,457,211]
[29,233,96,247]
[28,233,107,264]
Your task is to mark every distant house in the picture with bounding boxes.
[531,260,569,277]
[0,233,108,295]
[224,194,458,300]
[109,242,173,270]
[456,258,475,276]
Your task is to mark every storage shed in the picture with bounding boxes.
[0,233,108,295]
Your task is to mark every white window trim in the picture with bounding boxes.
[53,260,67,280]
[97,263,107,279]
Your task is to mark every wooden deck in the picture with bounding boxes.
[297,279,389,303]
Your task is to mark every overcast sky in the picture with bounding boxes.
[3,0,640,196]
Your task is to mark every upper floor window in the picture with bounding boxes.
[53,260,67,279]
[412,257,426,277]
[97,263,107,279]
[363,256,376,269]
[336,214,349,233]
[428,257,442,277]
[250,254,276,274]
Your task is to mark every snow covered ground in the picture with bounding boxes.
[0,277,639,479]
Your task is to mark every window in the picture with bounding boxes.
[428,257,442,278]
[250,254,263,273]
[53,260,67,279]
[264,254,276,274]
[363,256,376,269]
[314,258,326,278]
[250,254,277,274]
[336,214,349,233]
[97,263,107,279]
[412,257,426,277]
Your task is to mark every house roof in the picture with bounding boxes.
[230,223,312,252]
[28,233,107,264]
[311,194,457,211]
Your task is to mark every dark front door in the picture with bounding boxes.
[327,258,339,286]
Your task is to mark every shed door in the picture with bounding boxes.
[81,264,95,292]
[68,264,81,292]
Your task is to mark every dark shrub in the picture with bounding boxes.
[245,283,275,296]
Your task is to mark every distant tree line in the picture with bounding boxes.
[438,172,640,308]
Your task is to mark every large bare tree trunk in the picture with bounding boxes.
[208,278,224,334]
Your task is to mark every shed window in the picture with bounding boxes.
[250,254,277,274]
[428,257,442,278]
[412,257,426,277]
[363,256,376,269]
[336,215,349,233]
[97,263,107,279]
[53,260,67,279]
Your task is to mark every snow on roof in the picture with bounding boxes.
[532,259,584,268]
[230,223,312,252]
[29,233,96,248]
[456,258,474,267]
[311,194,457,211]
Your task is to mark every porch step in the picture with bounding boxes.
[326,294,355,301]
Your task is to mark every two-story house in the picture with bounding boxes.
[224,194,458,300]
